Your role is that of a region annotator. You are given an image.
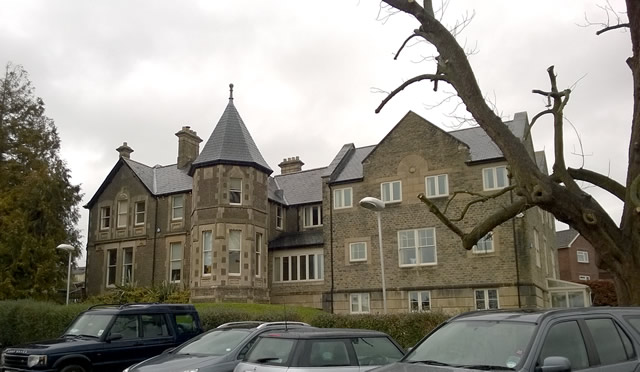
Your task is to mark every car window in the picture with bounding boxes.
[351,337,404,366]
[110,315,140,340]
[307,339,353,367]
[538,321,589,370]
[174,314,198,335]
[141,314,170,338]
[246,337,295,366]
[585,318,634,365]
[178,329,250,356]
[65,314,114,338]
[625,316,640,335]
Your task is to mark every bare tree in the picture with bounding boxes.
[377,0,639,305]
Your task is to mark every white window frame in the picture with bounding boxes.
[122,247,133,284]
[228,230,242,276]
[230,178,242,205]
[349,242,367,262]
[543,236,549,275]
[255,232,262,278]
[202,230,213,276]
[381,181,402,203]
[551,250,557,279]
[475,289,500,310]
[398,228,437,266]
[276,205,283,230]
[106,249,117,288]
[273,251,324,283]
[578,275,591,281]
[425,174,449,198]
[534,229,541,268]
[169,242,182,283]
[482,166,509,191]
[303,205,323,228]
[134,201,146,226]
[333,187,353,209]
[577,250,589,263]
[473,232,494,254]
[172,195,184,221]
[350,293,370,314]
[100,206,111,230]
[409,291,431,312]
[117,200,128,228]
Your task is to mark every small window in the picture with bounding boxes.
[110,315,139,340]
[230,178,242,205]
[100,206,111,230]
[106,249,117,287]
[333,188,353,209]
[303,205,322,227]
[170,242,182,283]
[349,242,367,262]
[141,314,169,339]
[475,289,499,310]
[134,201,146,226]
[174,314,197,336]
[538,321,589,369]
[202,231,213,276]
[578,275,590,281]
[172,195,184,221]
[577,250,589,263]
[381,181,402,203]
[425,174,449,198]
[308,340,352,367]
[276,205,283,230]
[473,232,494,254]
[483,166,509,191]
[122,248,133,284]
[350,293,370,314]
[255,232,262,277]
[409,291,431,312]
[117,200,128,228]
[228,230,242,275]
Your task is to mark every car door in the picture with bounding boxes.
[139,313,175,359]
[535,319,595,371]
[95,314,143,372]
[581,317,638,372]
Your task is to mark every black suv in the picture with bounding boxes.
[371,307,640,372]
[0,303,202,372]
[123,321,312,372]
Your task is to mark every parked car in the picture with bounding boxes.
[123,321,312,372]
[371,307,640,372]
[0,303,202,372]
[234,328,405,372]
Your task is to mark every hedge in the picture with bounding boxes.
[0,300,449,350]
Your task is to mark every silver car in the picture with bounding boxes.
[234,328,405,372]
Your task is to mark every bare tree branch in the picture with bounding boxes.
[442,185,516,221]
[596,22,630,35]
[375,74,451,113]
[567,167,625,202]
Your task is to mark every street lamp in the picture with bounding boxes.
[359,197,387,314]
[56,243,74,305]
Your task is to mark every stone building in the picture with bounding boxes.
[84,90,589,313]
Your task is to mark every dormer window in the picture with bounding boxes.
[230,178,242,205]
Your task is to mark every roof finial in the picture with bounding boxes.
[229,83,234,100]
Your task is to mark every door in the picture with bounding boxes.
[139,313,175,359]
[582,318,638,372]
[94,314,143,372]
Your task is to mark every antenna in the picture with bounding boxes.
[283,303,288,331]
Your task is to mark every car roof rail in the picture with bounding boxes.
[217,321,265,329]
[256,321,311,329]
[86,303,123,310]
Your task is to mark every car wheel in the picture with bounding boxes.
[59,364,87,372]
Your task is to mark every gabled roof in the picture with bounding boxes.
[330,145,375,184]
[273,167,326,205]
[556,228,579,249]
[191,97,272,175]
[84,157,192,208]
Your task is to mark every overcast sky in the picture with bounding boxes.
[0,1,631,265]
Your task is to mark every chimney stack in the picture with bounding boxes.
[278,156,304,175]
[176,126,202,170]
[116,142,134,159]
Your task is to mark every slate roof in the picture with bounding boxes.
[330,145,376,184]
[269,230,324,249]
[272,167,327,205]
[556,229,579,249]
[191,98,272,175]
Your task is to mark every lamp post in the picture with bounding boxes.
[56,244,74,305]
[359,197,387,314]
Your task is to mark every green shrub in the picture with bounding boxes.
[310,311,450,348]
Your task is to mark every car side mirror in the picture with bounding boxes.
[106,333,123,342]
[537,356,571,372]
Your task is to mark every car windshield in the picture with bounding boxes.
[64,314,114,338]
[177,329,250,356]
[405,320,535,369]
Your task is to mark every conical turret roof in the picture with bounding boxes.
[191,86,272,175]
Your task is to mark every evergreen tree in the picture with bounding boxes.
[0,62,82,300]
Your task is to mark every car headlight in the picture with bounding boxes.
[27,355,47,368]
